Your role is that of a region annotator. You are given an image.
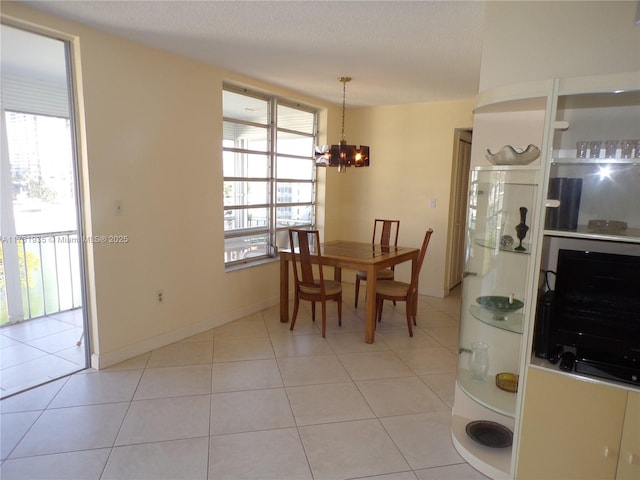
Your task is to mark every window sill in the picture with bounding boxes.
[225,255,279,272]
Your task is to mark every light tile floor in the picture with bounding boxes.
[0,284,490,479]
[1,309,87,398]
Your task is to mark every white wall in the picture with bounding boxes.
[480,1,640,91]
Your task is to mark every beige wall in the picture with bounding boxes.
[2,2,336,368]
[324,100,474,297]
[1,2,479,367]
[480,1,640,91]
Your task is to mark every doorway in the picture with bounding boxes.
[446,128,472,293]
[0,23,88,398]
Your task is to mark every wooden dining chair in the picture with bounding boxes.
[375,228,433,337]
[355,219,400,308]
[288,228,342,337]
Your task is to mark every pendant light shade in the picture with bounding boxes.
[315,77,370,172]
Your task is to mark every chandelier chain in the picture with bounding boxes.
[341,79,346,141]
[338,76,351,142]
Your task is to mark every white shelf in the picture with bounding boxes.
[451,414,512,480]
[529,356,640,394]
[557,71,640,96]
[474,79,552,113]
[543,227,640,244]
[473,165,541,172]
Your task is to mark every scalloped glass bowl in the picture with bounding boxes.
[486,144,540,165]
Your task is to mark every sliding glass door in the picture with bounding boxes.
[0,23,88,397]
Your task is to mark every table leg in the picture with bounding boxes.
[364,265,377,343]
[280,256,289,323]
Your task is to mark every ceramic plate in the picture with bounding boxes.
[466,420,513,448]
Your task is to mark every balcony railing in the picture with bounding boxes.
[1,230,82,326]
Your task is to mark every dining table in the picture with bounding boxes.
[279,240,420,343]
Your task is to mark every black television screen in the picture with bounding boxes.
[552,249,640,367]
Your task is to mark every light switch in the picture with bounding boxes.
[429,198,437,208]
[115,200,123,216]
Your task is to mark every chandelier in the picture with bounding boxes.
[315,77,370,172]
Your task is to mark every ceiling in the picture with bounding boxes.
[15,1,486,107]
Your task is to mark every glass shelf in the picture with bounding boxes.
[470,305,524,334]
[475,238,532,255]
[457,367,518,418]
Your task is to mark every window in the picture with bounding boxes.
[223,86,317,266]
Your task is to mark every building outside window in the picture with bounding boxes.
[223,86,317,266]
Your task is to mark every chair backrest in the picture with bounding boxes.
[288,228,325,288]
[373,219,400,248]
[409,228,434,292]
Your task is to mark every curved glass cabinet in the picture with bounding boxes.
[452,167,539,479]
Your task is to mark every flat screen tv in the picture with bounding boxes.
[551,249,640,384]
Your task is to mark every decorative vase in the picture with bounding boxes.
[515,207,529,251]
[469,341,490,382]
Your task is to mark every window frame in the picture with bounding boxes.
[222,84,317,268]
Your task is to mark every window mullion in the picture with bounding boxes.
[269,97,277,256]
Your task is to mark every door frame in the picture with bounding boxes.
[445,128,472,294]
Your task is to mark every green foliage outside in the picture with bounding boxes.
[0,241,42,326]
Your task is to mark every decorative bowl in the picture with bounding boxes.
[486,144,540,165]
[476,296,524,320]
[495,372,519,393]
[587,219,627,234]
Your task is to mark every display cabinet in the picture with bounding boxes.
[451,167,540,479]
[452,71,640,480]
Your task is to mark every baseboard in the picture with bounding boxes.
[420,286,446,298]
[90,296,278,370]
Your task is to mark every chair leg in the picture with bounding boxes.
[376,297,384,322]
[311,302,316,322]
[405,301,414,337]
[355,276,361,308]
[412,296,418,325]
[290,298,300,331]
[321,301,327,338]
[337,296,342,327]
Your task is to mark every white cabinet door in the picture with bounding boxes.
[517,368,627,480]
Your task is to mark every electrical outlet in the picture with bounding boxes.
[156,290,164,304]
